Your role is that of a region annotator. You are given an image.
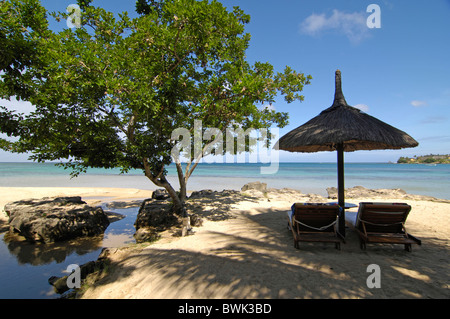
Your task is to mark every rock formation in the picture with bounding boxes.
[134,198,179,243]
[4,196,110,243]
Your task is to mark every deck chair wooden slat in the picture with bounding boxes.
[287,203,344,250]
[355,202,421,251]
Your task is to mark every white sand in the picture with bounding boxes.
[1,187,449,299]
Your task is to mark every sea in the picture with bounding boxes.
[1,161,449,298]
[1,161,449,199]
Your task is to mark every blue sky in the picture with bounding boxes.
[1,0,449,163]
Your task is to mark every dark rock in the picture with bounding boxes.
[48,259,107,294]
[151,189,170,200]
[135,199,178,230]
[134,199,180,242]
[188,213,203,227]
[189,189,216,198]
[48,276,69,294]
[134,227,160,243]
[4,196,110,243]
[0,218,8,233]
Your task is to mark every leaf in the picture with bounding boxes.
[1,0,311,206]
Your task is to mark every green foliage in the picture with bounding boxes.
[0,0,311,206]
[423,157,436,163]
[0,0,50,99]
[397,155,450,164]
[135,0,163,16]
[397,157,408,164]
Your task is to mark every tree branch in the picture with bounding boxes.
[96,105,128,136]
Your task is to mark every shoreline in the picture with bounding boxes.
[1,185,449,299]
[2,162,450,201]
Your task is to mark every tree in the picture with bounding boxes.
[0,0,50,99]
[0,0,311,215]
[397,157,408,164]
[423,157,436,164]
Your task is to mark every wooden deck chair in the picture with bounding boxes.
[287,203,344,250]
[355,202,421,251]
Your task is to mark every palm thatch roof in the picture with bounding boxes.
[277,70,419,153]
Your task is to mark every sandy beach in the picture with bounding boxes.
[1,186,449,299]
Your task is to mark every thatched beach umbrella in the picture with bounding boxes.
[277,70,418,236]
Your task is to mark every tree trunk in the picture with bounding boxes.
[143,159,193,236]
[162,180,184,213]
[143,158,184,215]
[157,179,190,236]
[175,162,187,203]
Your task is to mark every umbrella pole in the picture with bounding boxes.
[337,143,345,237]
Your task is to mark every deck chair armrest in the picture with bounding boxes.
[360,220,368,237]
[402,223,409,238]
[401,224,422,244]
[334,222,346,243]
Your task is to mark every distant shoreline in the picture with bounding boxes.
[1,162,450,200]
[397,154,450,164]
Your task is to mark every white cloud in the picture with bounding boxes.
[354,104,370,112]
[300,9,369,44]
[411,100,428,107]
[301,13,329,35]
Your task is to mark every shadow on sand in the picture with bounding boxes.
[79,203,449,299]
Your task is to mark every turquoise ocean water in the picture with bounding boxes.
[1,161,449,298]
[1,161,449,199]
